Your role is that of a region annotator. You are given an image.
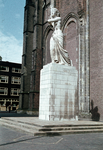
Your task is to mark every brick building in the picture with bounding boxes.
[0,61,21,111]
[18,0,103,120]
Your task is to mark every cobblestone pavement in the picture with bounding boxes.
[0,124,103,150]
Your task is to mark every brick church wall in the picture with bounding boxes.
[90,0,103,120]
[21,0,103,119]
[63,21,78,70]
[56,0,78,21]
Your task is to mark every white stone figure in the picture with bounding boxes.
[48,6,71,65]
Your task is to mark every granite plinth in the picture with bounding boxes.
[39,63,78,121]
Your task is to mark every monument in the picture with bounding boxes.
[39,6,78,121]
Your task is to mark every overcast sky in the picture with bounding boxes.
[0,0,25,63]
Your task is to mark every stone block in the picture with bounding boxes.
[39,63,78,121]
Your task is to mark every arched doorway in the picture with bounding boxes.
[43,29,53,65]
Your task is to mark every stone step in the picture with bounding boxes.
[0,117,41,127]
[0,118,40,134]
[1,118,103,131]
[34,129,103,136]
[1,117,103,136]
[39,126,103,131]
[0,118,40,129]
[1,117,103,129]
[2,117,103,128]
[1,120,103,136]
[42,123,103,128]
[0,121,37,135]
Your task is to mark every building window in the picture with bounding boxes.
[0,66,9,72]
[11,77,21,84]
[0,75,9,83]
[0,87,8,95]
[11,88,20,96]
[12,68,21,73]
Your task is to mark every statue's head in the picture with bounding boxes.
[51,7,60,18]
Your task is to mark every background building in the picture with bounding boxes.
[18,0,103,120]
[0,61,21,111]
[0,56,2,61]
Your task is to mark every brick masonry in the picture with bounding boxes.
[19,0,43,113]
[19,0,103,120]
[90,0,103,120]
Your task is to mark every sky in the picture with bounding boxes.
[0,0,25,63]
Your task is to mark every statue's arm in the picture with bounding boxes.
[48,17,61,23]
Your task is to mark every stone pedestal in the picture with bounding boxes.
[39,63,78,121]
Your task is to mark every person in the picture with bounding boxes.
[6,103,7,111]
[90,100,100,121]
[48,6,71,66]
[9,105,11,113]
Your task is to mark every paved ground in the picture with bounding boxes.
[0,112,103,150]
[0,124,103,150]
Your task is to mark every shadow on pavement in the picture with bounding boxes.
[0,136,43,146]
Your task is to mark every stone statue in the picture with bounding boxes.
[48,6,71,66]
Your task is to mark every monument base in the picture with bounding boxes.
[39,63,78,121]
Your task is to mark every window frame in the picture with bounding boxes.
[0,75,9,83]
[0,66,9,72]
[11,88,20,96]
[0,87,8,95]
[12,67,21,73]
[11,76,21,84]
